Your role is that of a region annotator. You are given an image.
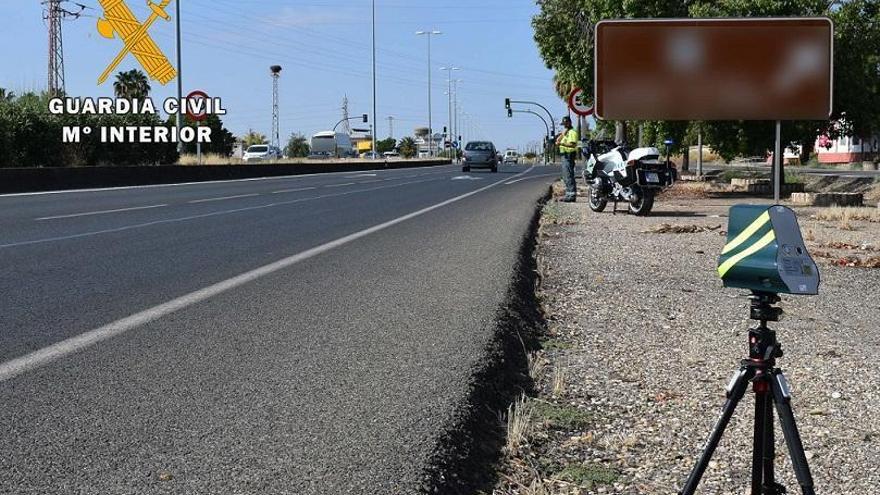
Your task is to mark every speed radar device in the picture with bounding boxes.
[680,205,821,495]
[718,205,819,295]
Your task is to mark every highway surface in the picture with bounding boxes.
[0,163,557,494]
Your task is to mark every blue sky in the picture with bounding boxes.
[3,0,568,151]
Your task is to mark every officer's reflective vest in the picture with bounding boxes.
[558,128,579,153]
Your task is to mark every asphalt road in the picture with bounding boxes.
[0,163,557,494]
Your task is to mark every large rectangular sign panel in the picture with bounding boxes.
[594,18,833,121]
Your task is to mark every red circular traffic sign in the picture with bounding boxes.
[568,88,594,117]
[186,90,209,122]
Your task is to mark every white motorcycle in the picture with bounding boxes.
[582,140,677,216]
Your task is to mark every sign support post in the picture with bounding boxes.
[774,120,782,203]
[197,121,202,165]
[185,90,209,165]
[697,131,703,177]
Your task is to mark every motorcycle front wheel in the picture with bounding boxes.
[588,186,608,212]
[628,188,655,216]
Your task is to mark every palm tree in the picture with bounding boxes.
[398,136,417,158]
[242,129,268,148]
[113,69,151,100]
[553,74,573,102]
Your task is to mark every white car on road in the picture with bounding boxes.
[243,145,281,163]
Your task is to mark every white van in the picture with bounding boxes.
[503,150,519,164]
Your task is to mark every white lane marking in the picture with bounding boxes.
[35,204,168,221]
[0,166,533,383]
[358,180,383,184]
[0,178,441,250]
[347,173,378,178]
[324,182,356,188]
[505,173,559,185]
[452,175,483,181]
[0,164,457,198]
[271,187,317,194]
[188,194,260,204]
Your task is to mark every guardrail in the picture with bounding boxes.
[0,159,452,194]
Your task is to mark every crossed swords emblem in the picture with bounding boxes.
[96,0,177,85]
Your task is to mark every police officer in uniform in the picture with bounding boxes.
[557,116,580,202]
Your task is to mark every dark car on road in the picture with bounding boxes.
[462,141,498,173]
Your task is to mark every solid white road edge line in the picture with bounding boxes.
[36,204,168,221]
[0,166,534,382]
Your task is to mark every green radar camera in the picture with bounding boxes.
[718,205,820,295]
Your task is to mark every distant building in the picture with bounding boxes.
[351,130,373,155]
[815,133,880,164]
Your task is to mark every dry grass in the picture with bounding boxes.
[551,362,566,398]
[814,207,880,223]
[658,181,731,199]
[839,218,857,231]
[499,461,554,495]
[527,351,547,383]
[177,153,239,166]
[867,183,880,204]
[686,146,722,163]
[643,223,722,234]
[505,394,533,454]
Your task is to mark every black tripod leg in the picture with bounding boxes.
[751,388,768,494]
[762,398,786,494]
[770,372,816,495]
[680,367,753,495]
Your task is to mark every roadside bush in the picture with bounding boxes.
[0,92,178,168]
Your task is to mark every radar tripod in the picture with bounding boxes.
[680,292,816,495]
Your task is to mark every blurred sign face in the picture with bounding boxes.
[594,18,833,121]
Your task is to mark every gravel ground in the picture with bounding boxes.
[494,186,880,494]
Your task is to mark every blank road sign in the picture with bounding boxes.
[594,18,833,121]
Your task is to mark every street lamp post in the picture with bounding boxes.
[416,30,441,157]
[371,0,377,160]
[452,80,460,145]
[440,66,460,155]
[175,0,182,154]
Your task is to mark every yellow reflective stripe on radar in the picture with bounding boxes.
[721,211,771,255]
[718,230,777,278]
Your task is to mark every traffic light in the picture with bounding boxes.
[443,126,447,135]
[507,108,513,118]
[504,98,510,110]
[362,114,369,123]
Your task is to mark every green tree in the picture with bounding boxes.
[376,137,396,154]
[113,69,151,100]
[533,0,688,142]
[0,91,177,167]
[168,113,236,157]
[533,0,880,164]
[398,136,417,158]
[284,132,310,157]
[242,129,267,148]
